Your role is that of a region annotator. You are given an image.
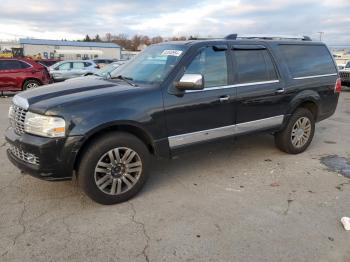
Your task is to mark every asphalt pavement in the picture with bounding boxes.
[0,91,349,262]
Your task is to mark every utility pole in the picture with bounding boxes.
[318,32,324,41]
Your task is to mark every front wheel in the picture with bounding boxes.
[78,132,150,205]
[275,108,315,154]
[23,79,40,90]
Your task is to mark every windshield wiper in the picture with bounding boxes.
[111,75,137,86]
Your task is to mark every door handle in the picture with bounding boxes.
[275,88,285,94]
[219,95,230,103]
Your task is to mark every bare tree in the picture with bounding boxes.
[170,36,187,41]
[131,35,142,51]
[112,34,132,50]
[141,35,151,45]
[105,33,112,42]
[151,36,163,44]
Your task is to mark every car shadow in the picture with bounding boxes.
[140,133,279,195]
[0,92,17,98]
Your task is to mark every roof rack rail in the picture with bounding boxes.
[224,34,312,41]
[188,36,219,40]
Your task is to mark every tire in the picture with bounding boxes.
[23,79,40,90]
[78,132,150,205]
[275,108,315,154]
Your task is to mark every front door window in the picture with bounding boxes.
[185,46,228,88]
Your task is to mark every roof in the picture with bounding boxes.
[19,38,120,48]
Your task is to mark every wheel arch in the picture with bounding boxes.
[286,90,321,120]
[73,122,156,171]
[22,78,43,89]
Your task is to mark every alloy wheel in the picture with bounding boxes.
[26,82,38,89]
[291,117,312,148]
[94,147,142,195]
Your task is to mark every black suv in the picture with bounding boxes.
[5,34,341,204]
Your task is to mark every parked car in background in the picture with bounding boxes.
[0,58,51,92]
[93,59,115,68]
[337,64,346,70]
[49,60,99,82]
[339,61,350,87]
[83,61,126,77]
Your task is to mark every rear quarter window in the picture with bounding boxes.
[279,44,336,78]
[19,61,31,69]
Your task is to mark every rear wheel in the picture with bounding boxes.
[23,79,40,90]
[275,108,315,154]
[78,132,150,205]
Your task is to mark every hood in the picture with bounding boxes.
[14,77,139,114]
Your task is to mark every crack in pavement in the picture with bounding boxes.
[283,193,294,215]
[2,199,28,258]
[129,202,150,262]
[12,200,27,246]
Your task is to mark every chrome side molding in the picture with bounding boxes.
[293,73,337,80]
[186,80,279,93]
[168,115,284,148]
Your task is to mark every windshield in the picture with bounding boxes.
[96,62,124,77]
[110,44,187,84]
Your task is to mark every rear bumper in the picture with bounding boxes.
[5,127,83,181]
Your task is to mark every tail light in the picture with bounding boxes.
[335,78,342,93]
[95,65,100,69]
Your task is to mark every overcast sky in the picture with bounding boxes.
[0,0,349,45]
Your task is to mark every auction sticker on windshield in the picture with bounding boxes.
[161,50,183,56]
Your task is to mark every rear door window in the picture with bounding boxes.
[279,44,337,78]
[232,49,277,84]
[185,46,228,88]
[72,62,85,69]
[0,60,29,70]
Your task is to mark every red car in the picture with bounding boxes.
[0,58,51,92]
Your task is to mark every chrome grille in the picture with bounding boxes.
[9,144,40,166]
[339,71,350,80]
[9,105,27,135]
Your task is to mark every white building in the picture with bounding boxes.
[19,38,121,60]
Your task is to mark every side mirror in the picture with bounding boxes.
[175,74,204,91]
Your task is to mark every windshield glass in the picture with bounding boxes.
[96,62,124,77]
[110,44,187,84]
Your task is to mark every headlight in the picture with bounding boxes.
[24,112,66,137]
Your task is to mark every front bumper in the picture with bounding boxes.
[5,127,83,181]
[339,71,350,87]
